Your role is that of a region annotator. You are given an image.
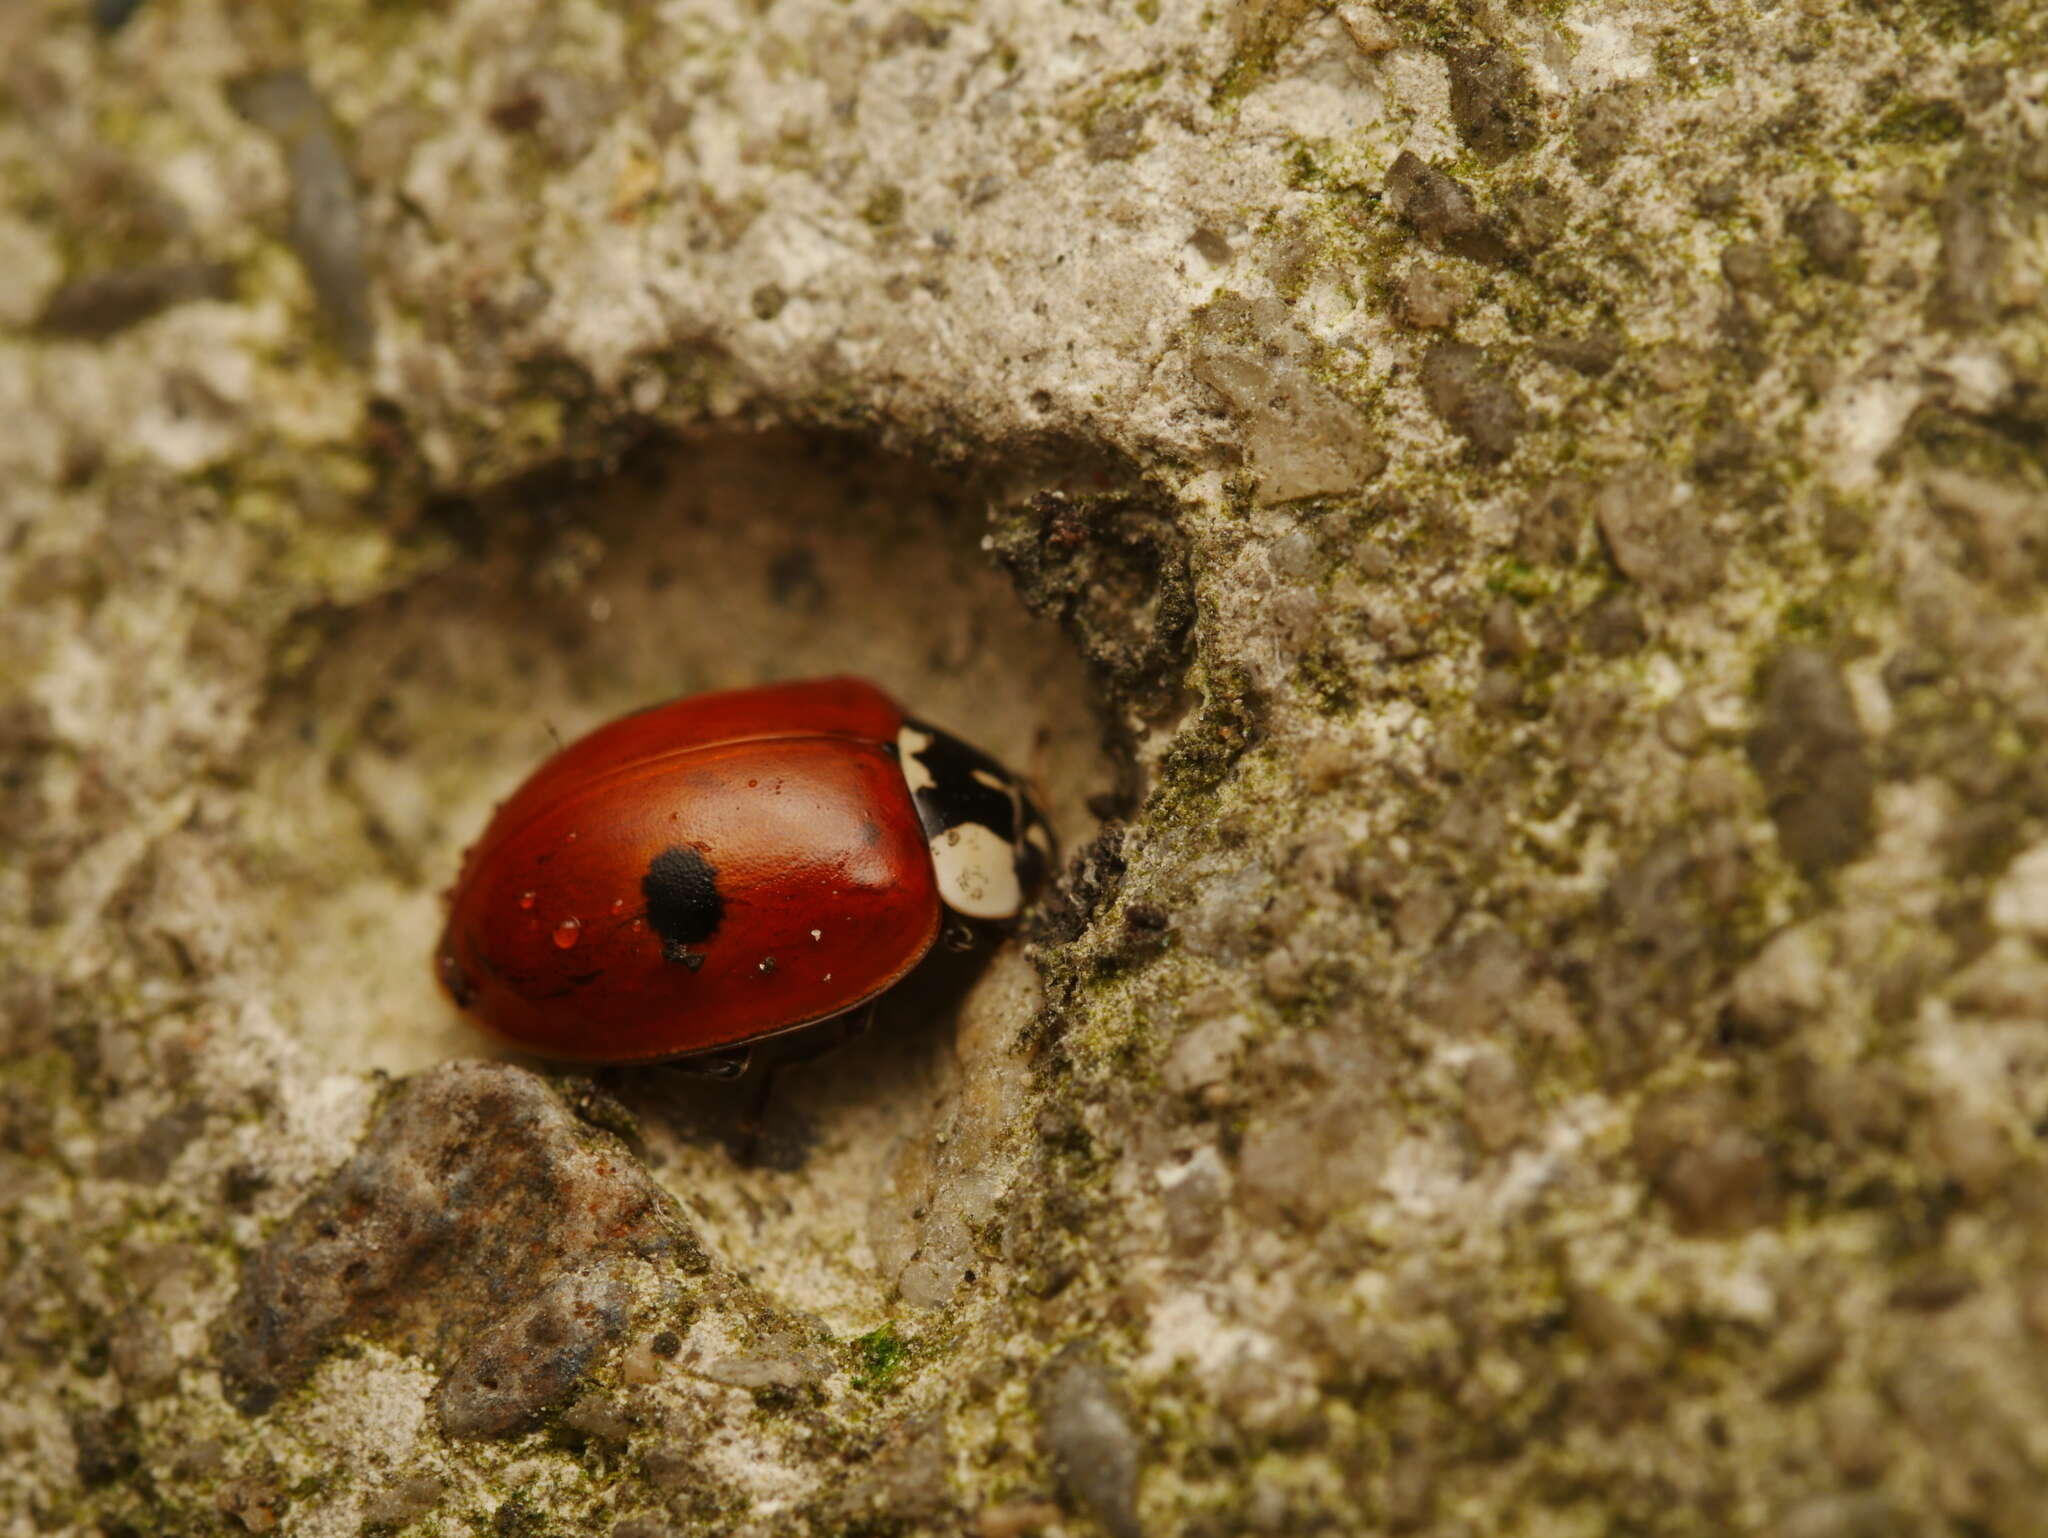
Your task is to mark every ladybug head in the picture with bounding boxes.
[894,720,1055,922]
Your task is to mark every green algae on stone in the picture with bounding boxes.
[849,1324,908,1393]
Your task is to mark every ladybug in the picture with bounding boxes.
[435,676,1054,1067]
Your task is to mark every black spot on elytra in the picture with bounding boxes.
[642,846,723,962]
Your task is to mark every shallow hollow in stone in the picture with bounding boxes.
[245,428,1111,1071]
[235,426,1117,1323]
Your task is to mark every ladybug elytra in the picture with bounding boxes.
[435,677,1053,1065]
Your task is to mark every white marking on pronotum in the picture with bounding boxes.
[1026,822,1054,857]
[896,726,936,793]
[970,768,1009,794]
[930,823,1023,919]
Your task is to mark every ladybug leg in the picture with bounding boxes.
[731,1008,874,1167]
[841,997,878,1040]
[732,1068,779,1167]
[940,915,979,953]
[675,1045,752,1081]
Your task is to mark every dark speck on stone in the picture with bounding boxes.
[1481,597,1528,660]
[1594,465,1721,602]
[1447,47,1538,161]
[1747,646,1873,878]
[432,1263,633,1439]
[1932,159,2005,329]
[34,262,234,340]
[643,845,723,955]
[1420,341,1528,460]
[217,1061,702,1423]
[1034,1344,1143,1538]
[1720,243,1778,301]
[1385,152,1507,265]
[1632,1084,1779,1234]
[1535,331,1622,376]
[1693,422,1758,483]
[92,0,148,32]
[821,1413,956,1529]
[1882,646,1944,697]
[359,1476,447,1533]
[215,1476,286,1533]
[93,1099,207,1182]
[1519,478,1590,567]
[1497,178,1570,254]
[493,1497,547,1538]
[1582,594,1647,657]
[68,1405,139,1487]
[612,1519,680,1538]
[1086,105,1150,163]
[222,1161,269,1211]
[1791,195,1864,280]
[1695,178,1743,216]
[1572,87,1637,170]
[766,544,825,609]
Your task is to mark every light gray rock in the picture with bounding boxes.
[5,1,2048,1533]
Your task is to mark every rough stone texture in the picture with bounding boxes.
[1420,336,1529,459]
[6,1,2048,1535]
[1188,294,1387,503]
[219,1061,700,1421]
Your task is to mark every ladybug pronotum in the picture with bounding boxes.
[435,676,1054,1065]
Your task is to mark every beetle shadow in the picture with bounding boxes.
[598,937,999,1172]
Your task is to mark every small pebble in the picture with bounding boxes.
[1033,1346,1143,1538]
[227,69,374,360]
[1394,264,1465,330]
[977,1500,1065,1538]
[1420,340,1528,459]
[1791,194,1864,279]
[1594,466,1720,601]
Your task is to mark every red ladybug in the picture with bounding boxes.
[436,676,1054,1066]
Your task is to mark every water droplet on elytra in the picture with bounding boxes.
[610,897,627,915]
[553,917,582,949]
[518,891,537,910]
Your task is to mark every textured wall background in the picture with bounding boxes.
[3,0,2048,1534]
